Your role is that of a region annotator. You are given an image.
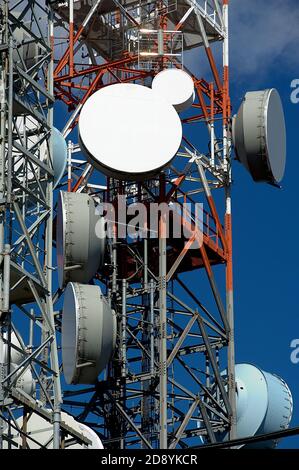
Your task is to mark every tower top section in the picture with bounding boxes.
[52,0,225,61]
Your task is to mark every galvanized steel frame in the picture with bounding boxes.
[0,0,87,449]
[51,0,236,449]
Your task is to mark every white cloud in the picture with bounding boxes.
[185,0,299,84]
[229,0,299,81]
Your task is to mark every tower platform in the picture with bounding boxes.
[53,0,224,60]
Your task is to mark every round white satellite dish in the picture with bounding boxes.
[233,89,286,184]
[152,68,195,113]
[56,191,106,289]
[62,282,117,385]
[78,83,182,180]
[5,412,104,449]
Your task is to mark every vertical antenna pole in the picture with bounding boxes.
[159,178,167,449]
[223,0,237,440]
[48,6,62,448]
[69,0,74,77]
[121,278,127,449]
[210,82,215,167]
[0,0,8,450]
[67,140,72,192]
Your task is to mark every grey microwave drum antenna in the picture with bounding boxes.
[2,329,25,365]
[12,120,67,191]
[52,127,68,188]
[11,363,35,397]
[151,68,195,113]
[13,26,38,72]
[78,83,182,181]
[218,363,293,448]
[62,282,117,385]
[56,191,106,289]
[232,89,286,184]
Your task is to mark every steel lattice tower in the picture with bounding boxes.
[0,0,238,449]
[52,0,236,449]
[0,0,90,449]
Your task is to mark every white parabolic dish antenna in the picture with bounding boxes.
[62,282,117,385]
[2,329,25,365]
[152,68,195,113]
[13,119,67,190]
[1,329,34,396]
[11,363,35,396]
[56,191,106,289]
[78,83,182,180]
[5,412,104,449]
[233,89,286,184]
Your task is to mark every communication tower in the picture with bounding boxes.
[0,0,293,450]
[52,0,237,449]
[0,0,96,448]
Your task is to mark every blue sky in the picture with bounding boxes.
[225,0,299,448]
[182,0,299,448]
[51,0,299,448]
